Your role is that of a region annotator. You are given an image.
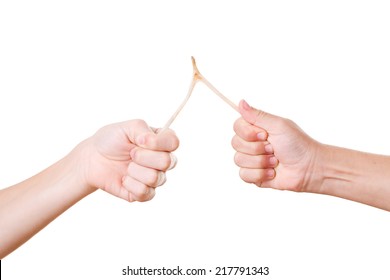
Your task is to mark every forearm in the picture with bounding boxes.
[310,144,390,211]
[0,150,95,258]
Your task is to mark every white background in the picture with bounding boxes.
[1,0,390,279]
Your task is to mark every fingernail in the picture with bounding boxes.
[157,172,166,186]
[241,99,251,111]
[264,144,273,153]
[257,132,267,141]
[168,153,177,170]
[267,169,276,178]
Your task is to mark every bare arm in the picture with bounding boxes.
[0,153,94,258]
[232,100,390,211]
[313,144,390,210]
[0,120,179,258]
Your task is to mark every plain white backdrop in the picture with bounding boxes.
[1,1,390,279]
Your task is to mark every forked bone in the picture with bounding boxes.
[161,57,238,131]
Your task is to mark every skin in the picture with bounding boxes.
[232,99,390,211]
[2,99,389,258]
[0,119,179,258]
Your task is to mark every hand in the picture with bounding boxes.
[232,100,320,192]
[75,120,179,202]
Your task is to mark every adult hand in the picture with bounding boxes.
[232,100,320,192]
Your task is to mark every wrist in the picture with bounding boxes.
[307,144,358,196]
[65,139,97,197]
[304,143,337,195]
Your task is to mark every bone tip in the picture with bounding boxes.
[191,56,200,75]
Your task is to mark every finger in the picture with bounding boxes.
[239,168,276,185]
[113,186,136,202]
[168,153,178,170]
[233,117,268,141]
[234,153,278,169]
[122,176,156,202]
[239,100,282,132]
[231,135,272,155]
[127,162,167,188]
[136,128,179,152]
[120,119,154,143]
[130,148,177,171]
[120,120,180,152]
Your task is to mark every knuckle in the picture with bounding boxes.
[157,129,180,151]
[284,117,295,126]
[275,116,294,128]
[240,128,253,141]
[122,175,131,189]
[255,110,268,123]
[170,135,180,151]
[231,135,242,150]
[164,134,180,152]
[239,168,264,184]
[234,119,252,139]
[135,186,153,202]
[142,133,156,147]
[251,174,261,184]
[137,186,154,202]
[231,136,237,149]
[233,118,242,133]
[130,148,140,163]
[127,162,136,175]
[239,168,252,183]
[234,153,244,166]
[131,119,148,130]
[127,192,135,202]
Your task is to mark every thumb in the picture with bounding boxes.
[119,119,154,146]
[238,100,277,131]
[122,120,179,152]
